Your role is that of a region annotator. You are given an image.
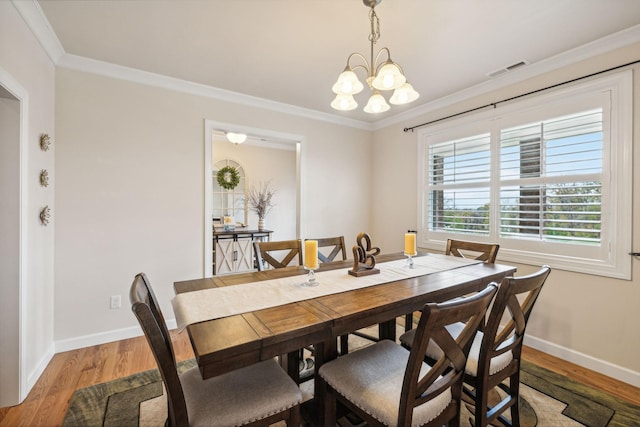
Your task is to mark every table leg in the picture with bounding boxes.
[281,351,300,384]
[378,318,397,342]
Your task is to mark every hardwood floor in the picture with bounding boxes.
[1,332,638,426]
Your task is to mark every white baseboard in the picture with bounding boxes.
[524,334,640,388]
[25,342,55,401]
[54,318,178,353]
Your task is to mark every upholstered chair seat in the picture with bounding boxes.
[180,359,302,427]
[320,340,452,426]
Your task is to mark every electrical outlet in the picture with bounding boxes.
[110,295,121,309]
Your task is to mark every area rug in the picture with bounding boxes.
[62,355,640,427]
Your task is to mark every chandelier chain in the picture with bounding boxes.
[368,8,380,44]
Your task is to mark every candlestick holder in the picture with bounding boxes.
[404,252,417,269]
[302,266,319,287]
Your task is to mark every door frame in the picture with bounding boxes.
[0,65,29,405]
[203,119,304,277]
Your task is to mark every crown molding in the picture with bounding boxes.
[375,24,640,131]
[14,0,640,133]
[11,0,65,63]
[56,54,373,131]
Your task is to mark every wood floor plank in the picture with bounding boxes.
[521,346,640,406]
[0,332,637,426]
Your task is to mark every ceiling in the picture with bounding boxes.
[32,0,640,124]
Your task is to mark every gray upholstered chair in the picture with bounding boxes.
[400,266,550,427]
[319,283,498,426]
[130,273,302,427]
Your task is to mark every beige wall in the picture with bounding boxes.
[370,43,640,382]
[0,2,56,405]
[54,68,372,343]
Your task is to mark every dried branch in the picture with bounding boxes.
[247,181,276,219]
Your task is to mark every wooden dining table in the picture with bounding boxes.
[173,252,516,424]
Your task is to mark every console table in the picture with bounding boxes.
[212,229,273,275]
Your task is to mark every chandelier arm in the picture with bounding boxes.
[373,47,392,74]
[346,52,372,75]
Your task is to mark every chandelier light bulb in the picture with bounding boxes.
[372,62,406,91]
[331,94,358,111]
[332,69,364,95]
[363,91,390,114]
[389,82,420,105]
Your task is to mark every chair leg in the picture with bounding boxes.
[474,382,489,427]
[339,335,349,355]
[322,386,337,427]
[509,371,521,427]
[287,405,301,427]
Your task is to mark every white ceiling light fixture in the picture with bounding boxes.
[226,132,247,144]
[331,0,419,114]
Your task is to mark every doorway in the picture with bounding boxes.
[204,120,303,277]
[0,74,25,406]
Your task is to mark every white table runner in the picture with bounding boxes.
[172,254,480,331]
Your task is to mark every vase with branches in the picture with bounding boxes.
[247,181,276,231]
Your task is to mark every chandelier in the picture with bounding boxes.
[331,0,419,114]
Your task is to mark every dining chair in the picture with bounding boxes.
[254,239,303,271]
[306,236,347,263]
[446,239,500,263]
[404,239,500,333]
[400,265,551,427]
[319,282,498,426]
[130,273,302,427]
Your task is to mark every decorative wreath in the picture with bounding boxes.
[216,166,240,190]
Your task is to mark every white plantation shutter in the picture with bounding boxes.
[419,71,632,279]
[428,134,491,235]
[498,110,603,244]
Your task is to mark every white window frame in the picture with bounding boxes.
[417,71,632,279]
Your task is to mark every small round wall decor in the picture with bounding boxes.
[40,134,51,151]
[216,166,240,190]
[40,169,49,187]
[40,205,51,226]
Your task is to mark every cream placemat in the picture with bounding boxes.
[172,254,480,331]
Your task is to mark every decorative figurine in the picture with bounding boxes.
[348,232,381,277]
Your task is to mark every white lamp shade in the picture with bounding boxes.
[226,132,247,144]
[332,70,364,95]
[371,62,406,91]
[363,92,390,114]
[330,94,358,111]
[389,82,420,105]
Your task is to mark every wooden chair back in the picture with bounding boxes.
[254,239,303,271]
[471,265,551,426]
[446,239,500,263]
[399,283,498,426]
[129,273,188,427]
[308,236,347,263]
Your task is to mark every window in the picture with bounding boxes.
[419,71,632,279]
